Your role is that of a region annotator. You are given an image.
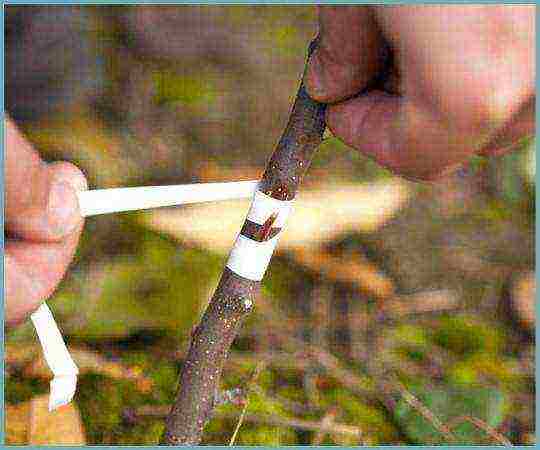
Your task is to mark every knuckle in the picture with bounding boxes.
[430,74,532,139]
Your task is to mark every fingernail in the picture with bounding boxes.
[47,181,82,238]
[50,164,88,193]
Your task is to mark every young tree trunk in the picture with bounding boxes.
[161,39,326,445]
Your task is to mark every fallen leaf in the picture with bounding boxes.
[29,394,86,445]
[5,402,30,444]
[5,342,40,367]
[291,248,395,299]
[142,180,412,254]
[383,290,460,318]
[24,346,153,389]
[511,271,535,332]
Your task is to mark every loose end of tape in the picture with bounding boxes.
[30,303,79,411]
[49,374,78,411]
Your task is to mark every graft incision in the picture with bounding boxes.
[240,213,280,242]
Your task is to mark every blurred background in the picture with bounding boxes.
[4,5,535,445]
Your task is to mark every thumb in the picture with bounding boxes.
[305,6,384,103]
[5,118,87,242]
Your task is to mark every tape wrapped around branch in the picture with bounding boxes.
[226,190,294,281]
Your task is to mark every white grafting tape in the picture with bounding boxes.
[77,180,259,217]
[226,190,294,281]
[244,190,294,227]
[29,179,260,410]
[226,234,280,281]
[30,303,79,411]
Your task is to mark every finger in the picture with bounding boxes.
[5,118,87,242]
[305,6,386,103]
[326,6,535,180]
[326,91,487,181]
[4,222,83,327]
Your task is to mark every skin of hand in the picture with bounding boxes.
[305,5,535,181]
[5,117,88,327]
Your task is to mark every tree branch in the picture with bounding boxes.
[161,39,326,445]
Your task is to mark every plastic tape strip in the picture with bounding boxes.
[30,303,79,411]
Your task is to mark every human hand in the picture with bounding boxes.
[305,5,535,181]
[5,117,87,326]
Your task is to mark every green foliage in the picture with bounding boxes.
[320,386,398,444]
[448,354,525,392]
[77,374,128,443]
[152,70,216,107]
[50,220,223,339]
[265,25,300,57]
[430,315,505,356]
[378,314,524,444]
[263,261,303,307]
[209,372,297,445]
[77,373,165,444]
[76,349,179,444]
[393,324,430,348]
[236,425,297,446]
[5,376,48,405]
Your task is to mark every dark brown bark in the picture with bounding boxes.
[161,39,326,445]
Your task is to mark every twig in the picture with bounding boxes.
[133,406,364,439]
[255,294,377,400]
[256,293,458,441]
[305,284,332,407]
[307,345,374,398]
[228,361,265,446]
[447,415,513,446]
[251,384,310,416]
[161,39,326,445]
[312,408,338,445]
[394,382,456,442]
[228,403,249,447]
[226,412,363,439]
